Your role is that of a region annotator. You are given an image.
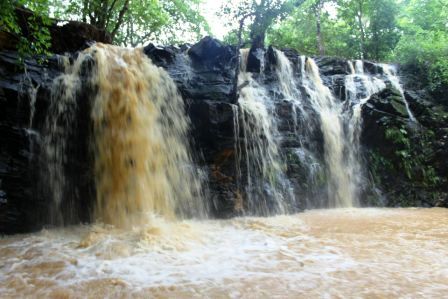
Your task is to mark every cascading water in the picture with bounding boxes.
[43,44,205,227]
[235,49,294,215]
[90,44,204,226]
[43,54,87,224]
[234,49,417,210]
[381,64,416,122]
[274,53,390,209]
[2,41,446,299]
[274,49,308,136]
[344,60,387,204]
[301,58,359,208]
[20,67,41,162]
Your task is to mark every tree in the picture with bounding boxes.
[269,0,400,60]
[392,0,448,94]
[311,0,326,55]
[54,0,210,46]
[222,0,305,48]
[338,0,399,60]
[366,0,400,60]
[268,0,353,57]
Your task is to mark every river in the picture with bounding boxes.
[1,208,447,298]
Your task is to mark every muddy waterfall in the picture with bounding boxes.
[1,37,447,297]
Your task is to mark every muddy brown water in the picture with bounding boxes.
[1,208,447,298]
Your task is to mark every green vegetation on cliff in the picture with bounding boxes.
[3,0,447,93]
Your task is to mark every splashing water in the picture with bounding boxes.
[91,44,205,226]
[1,208,447,298]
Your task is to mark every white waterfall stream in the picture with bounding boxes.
[236,49,294,215]
[234,50,409,209]
[274,53,402,208]
[301,58,358,207]
[381,64,417,122]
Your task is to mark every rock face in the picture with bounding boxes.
[0,51,60,233]
[1,35,447,233]
[362,86,448,208]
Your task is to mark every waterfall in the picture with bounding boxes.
[274,49,307,135]
[301,58,358,207]
[235,49,294,215]
[21,66,41,161]
[234,50,412,210]
[44,44,204,227]
[42,43,416,221]
[43,54,87,224]
[344,60,387,206]
[381,64,416,122]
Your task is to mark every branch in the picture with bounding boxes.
[106,0,118,23]
[133,30,155,47]
[110,0,129,40]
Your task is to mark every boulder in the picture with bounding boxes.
[315,56,352,76]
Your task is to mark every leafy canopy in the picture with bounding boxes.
[51,0,210,46]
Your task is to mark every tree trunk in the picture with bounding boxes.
[110,0,129,41]
[314,0,325,56]
[357,0,365,59]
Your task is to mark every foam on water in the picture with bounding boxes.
[1,208,447,298]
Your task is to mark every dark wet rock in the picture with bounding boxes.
[315,56,352,76]
[1,34,447,233]
[365,87,409,118]
[0,49,94,233]
[147,37,238,104]
[0,51,60,233]
[326,75,347,101]
[361,82,448,208]
[364,60,383,75]
[246,46,265,73]
[143,44,178,66]
[188,37,235,69]
[50,21,112,54]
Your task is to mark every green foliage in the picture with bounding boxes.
[369,122,442,207]
[0,0,52,62]
[51,0,210,46]
[268,0,356,57]
[268,0,400,59]
[383,125,440,186]
[267,0,447,94]
[369,149,393,184]
[337,0,400,60]
[223,28,251,46]
[384,126,413,179]
[221,0,304,46]
[391,0,448,94]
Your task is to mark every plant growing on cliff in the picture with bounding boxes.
[0,0,52,61]
[383,125,441,186]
